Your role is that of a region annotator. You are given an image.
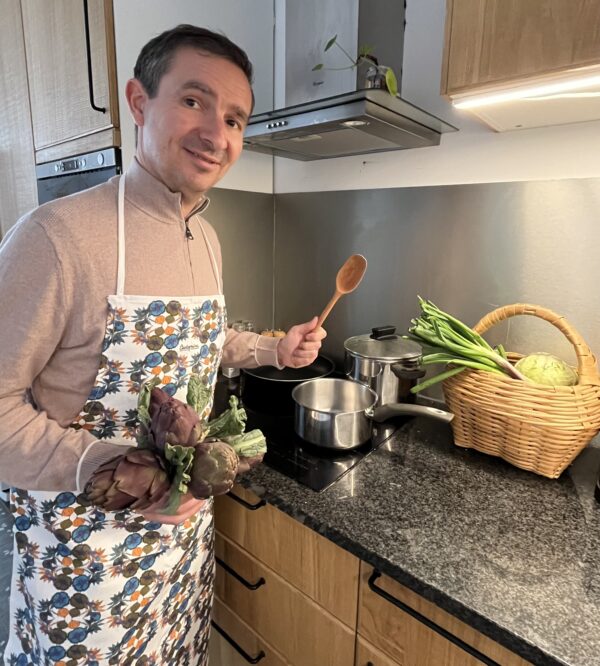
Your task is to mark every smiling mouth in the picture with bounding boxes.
[185,147,220,167]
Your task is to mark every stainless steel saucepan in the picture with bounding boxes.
[292,378,453,450]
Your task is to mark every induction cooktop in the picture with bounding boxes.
[215,377,399,492]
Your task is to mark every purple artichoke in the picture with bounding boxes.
[149,388,204,451]
[188,440,239,499]
[83,449,171,511]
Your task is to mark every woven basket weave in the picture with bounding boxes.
[442,304,600,478]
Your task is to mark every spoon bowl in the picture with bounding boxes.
[317,254,367,328]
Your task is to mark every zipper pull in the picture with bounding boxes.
[185,220,194,240]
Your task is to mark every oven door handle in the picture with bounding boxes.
[82,0,107,113]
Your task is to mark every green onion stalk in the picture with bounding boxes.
[407,297,527,393]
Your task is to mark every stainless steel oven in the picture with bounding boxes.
[36,147,121,204]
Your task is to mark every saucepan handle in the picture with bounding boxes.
[368,403,454,424]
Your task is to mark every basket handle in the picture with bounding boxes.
[473,303,600,386]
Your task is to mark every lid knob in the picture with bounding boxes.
[370,326,397,340]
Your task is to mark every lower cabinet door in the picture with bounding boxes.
[358,564,531,666]
[355,636,401,666]
[210,597,290,666]
[215,532,356,666]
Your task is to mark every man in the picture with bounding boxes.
[0,25,325,665]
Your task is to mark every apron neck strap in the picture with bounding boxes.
[117,174,126,296]
[195,216,222,294]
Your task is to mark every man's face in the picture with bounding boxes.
[127,47,253,205]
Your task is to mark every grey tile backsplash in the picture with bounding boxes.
[208,179,600,396]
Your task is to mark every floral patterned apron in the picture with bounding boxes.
[5,175,226,666]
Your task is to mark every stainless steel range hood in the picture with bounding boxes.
[243,89,457,161]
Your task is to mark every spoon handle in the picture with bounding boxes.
[316,290,341,328]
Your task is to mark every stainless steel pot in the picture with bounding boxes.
[344,326,425,406]
[292,378,453,450]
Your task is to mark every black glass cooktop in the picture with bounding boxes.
[214,377,400,492]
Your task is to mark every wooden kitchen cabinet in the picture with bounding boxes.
[21,0,119,162]
[214,485,359,628]
[214,532,356,666]
[0,0,38,237]
[213,486,360,665]
[441,0,600,96]
[210,597,292,666]
[358,563,531,666]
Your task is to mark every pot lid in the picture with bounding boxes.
[344,326,422,362]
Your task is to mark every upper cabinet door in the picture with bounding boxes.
[21,0,119,151]
[442,0,600,95]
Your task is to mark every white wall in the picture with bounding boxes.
[274,0,600,193]
[112,0,274,193]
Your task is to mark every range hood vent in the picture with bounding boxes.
[243,89,457,161]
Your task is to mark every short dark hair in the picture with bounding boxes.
[134,24,254,100]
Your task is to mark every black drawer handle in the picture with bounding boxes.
[211,620,266,663]
[216,556,266,590]
[368,570,500,666]
[82,0,107,113]
[227,491,266,511]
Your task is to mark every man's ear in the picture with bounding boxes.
[125,78,148,127]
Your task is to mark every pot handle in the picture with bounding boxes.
[391,364,425,380]
[368,403,454,424]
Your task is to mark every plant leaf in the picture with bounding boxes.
[186,374,212,417]
[385,68,398,97]
[358,44,373,58]
[137,377,161,427]
[164,443,194,494]
[324,35,337,51]
[312,63,324,71]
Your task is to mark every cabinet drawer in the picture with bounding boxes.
[211,596,291,666]
[355,636,400,666]
[215,532,355,666]
[359,564,530,666]
[215,486,359,628]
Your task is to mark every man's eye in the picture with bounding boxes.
[184,98,200,108]
[227,119,242,129]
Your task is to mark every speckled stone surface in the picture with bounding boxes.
[238,415,600,666]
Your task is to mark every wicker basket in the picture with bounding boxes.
[442,304,600,478]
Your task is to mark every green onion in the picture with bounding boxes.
[408,297,526,393]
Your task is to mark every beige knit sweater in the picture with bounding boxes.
[0,160,280,492]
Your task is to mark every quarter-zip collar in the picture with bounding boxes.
[122,158,210,225]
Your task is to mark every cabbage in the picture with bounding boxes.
[514,353,578,386]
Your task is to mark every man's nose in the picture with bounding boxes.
[199,114,228,152]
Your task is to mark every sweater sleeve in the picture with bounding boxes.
[0,217,124,491]
[221,328,283,368]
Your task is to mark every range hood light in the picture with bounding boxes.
[290,134,323,142]
[341,119,369,127]
[453,69,600,109]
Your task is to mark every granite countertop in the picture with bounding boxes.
[238,414,600,666]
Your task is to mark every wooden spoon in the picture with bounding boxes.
[316,254,367,328]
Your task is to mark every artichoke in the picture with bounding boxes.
[188,440,239,499]
[149,388,204,451]
[83,449,171,511]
